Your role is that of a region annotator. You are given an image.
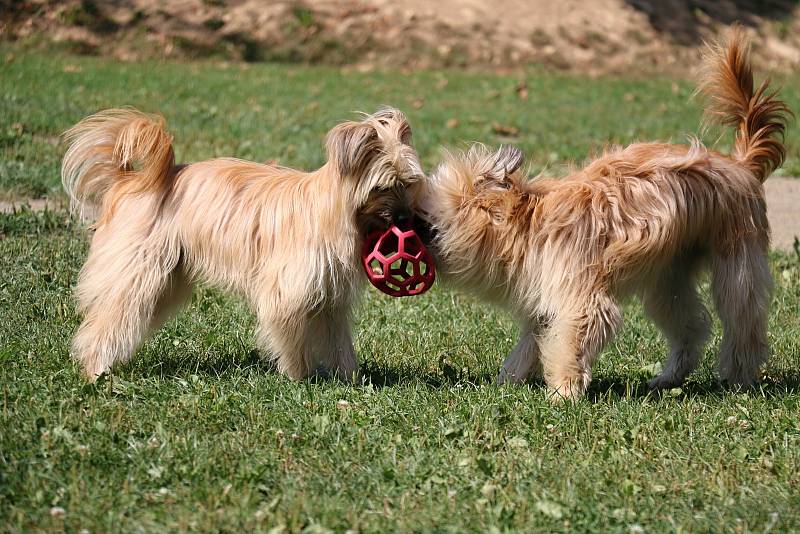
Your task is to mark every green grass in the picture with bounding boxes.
[1,48,799,201]
[2,50,800,532]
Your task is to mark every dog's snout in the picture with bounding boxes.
[395,212,411,226]
[413,217,436,246]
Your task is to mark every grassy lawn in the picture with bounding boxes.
[1,50,800,532]
[2,49,800,202]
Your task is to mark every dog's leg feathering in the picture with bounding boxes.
[313,307,360,383]
[257,306,359,383]
[712,238,772,387]
[643,261,711,390]
[497,324,542,385]
[538,292,621,402]
[72,226,183,380]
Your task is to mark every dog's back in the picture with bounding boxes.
[566,25,790,281]
[572,141,767,282]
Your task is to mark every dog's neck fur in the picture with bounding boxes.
[421,159,543,308]
[301,162,366,296]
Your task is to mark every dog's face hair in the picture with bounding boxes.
[326,107,423,235]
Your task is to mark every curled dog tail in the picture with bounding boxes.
[697,26,792,182]
[62,108,175,222]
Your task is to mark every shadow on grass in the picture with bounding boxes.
[129,348,495,388]
[586,373,800,402]
[358,360,495,389]
[583,377,733,402]
[131,348,276,381]
[121,349,800,400]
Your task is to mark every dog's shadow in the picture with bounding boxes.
[125,349,493,388]
[360,368,800,401]
[586,373,800,402]
[128,348,274,381]
[357,360,494,389]
[117,350,800,401]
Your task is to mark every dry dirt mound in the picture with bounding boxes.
[2,0,800,73]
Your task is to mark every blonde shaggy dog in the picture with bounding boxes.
[62,107,422,382]
[416,29,791,400]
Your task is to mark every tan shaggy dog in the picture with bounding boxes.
[416,29,791,400]
[62,107,423,382]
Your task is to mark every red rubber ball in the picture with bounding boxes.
[362,225,436,297]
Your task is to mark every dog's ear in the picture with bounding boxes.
[370,107,412,145]
[326,121,381,179]
[495,145,524,175]
[475,145,524,186]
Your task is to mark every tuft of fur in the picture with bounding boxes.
[697,25,792,182]
[61,106,422,382]
[419,28,788,401]
[62,108,175,223]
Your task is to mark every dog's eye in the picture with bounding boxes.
[375,183,404,195]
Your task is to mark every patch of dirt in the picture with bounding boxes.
[0,198,65,214]
[2,0,799,74]
[765,178,800,252]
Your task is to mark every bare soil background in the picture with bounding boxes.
[764,178,800,252]
[2,0,800,74]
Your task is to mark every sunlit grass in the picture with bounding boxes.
[1,50,799,532]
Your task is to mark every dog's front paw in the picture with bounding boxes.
[496,366,526,385]
[314,364,361,385]
[648,373,680,391]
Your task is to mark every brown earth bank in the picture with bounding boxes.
[2,0,800,74]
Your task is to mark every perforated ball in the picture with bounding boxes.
[362,225,436,297]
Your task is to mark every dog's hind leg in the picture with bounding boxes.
[643,260,711,390]
[711,237,772,387]
[72,225,181,380]
[149,266,194,334]
[538,291,622,401]
[497,323,542,385]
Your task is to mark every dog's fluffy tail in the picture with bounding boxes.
[62,108,175,222]
[697,26,792,182]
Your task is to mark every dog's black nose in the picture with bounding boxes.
[395,212,412,227]
[413,217,436,245]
